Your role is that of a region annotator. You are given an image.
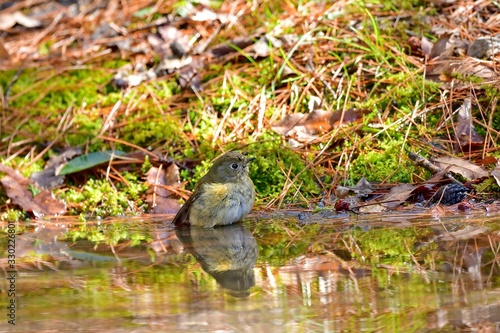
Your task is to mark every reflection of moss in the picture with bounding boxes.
[66,222,152,245]
[250,219,321,264]
[346,227,428,265]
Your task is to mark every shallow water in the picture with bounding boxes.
[1,212,500,332]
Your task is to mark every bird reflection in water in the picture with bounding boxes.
[175,223,258,297]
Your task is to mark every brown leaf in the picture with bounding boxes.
[454,98,484,152]
[467,35,500,59]
[429,30,466,60]
[32,191,66,216]
[474,156,498,165]
[425,58,497,82]
[272,108,368,142]
[145,164,181,214]
[0,11,42,30]
[31,147,82,189]
[491,162,500,187]
[421,36,433,56]
[432,156,489,180]
[0,164,66,217]
[380,184,416,209]
[206,37,255,58]
[0,39,9,61]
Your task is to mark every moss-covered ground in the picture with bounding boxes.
[1,0,500,219]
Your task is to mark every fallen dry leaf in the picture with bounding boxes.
[421,36,433,56]
[146,164,181,214]
[349,177,374,197]
[272,108,368,143]
[491,162,500,187]
[379,184,416,209]
[0,164,66,217]
[0,39,9,61]
[112,63,157,88]
[31,147,82,189]
[432,156,489,180]
[0,11,42,30]
[206,36,256,58]
[425,58,497,83]
[468,35,500,59]
[429,30,467,60]
[454,98,484,152]
[358,203,385,213]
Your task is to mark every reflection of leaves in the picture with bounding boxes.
[436,225,489,241]
[252,221,321,263]
[67,223,152,246]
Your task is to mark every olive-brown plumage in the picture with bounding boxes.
[172,151,255,228]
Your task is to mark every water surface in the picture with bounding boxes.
[1,212,500,332]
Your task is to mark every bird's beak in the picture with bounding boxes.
[246,157,255,164]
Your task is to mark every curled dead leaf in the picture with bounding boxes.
[379,184,416,209]
[468,35,500,59]
[454,98,484,152]
[491,162,500,187]
[146,164,181,214]
[0,11,42,30]
[0,164,66,217]
[432,156,489,180]
[272,108,369,143]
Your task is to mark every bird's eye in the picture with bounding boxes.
[231,163,239,169]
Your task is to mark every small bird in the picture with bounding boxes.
[172,151,255,228]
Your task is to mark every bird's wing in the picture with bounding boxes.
[171,190,201,226]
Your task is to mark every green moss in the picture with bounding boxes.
[1,157,44,178]
[249,139,322,200]
[0,209,25,222]
[349,138,416,183]
[180,133,322,201]
[8,68,111,111]
[60,173,147,217]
